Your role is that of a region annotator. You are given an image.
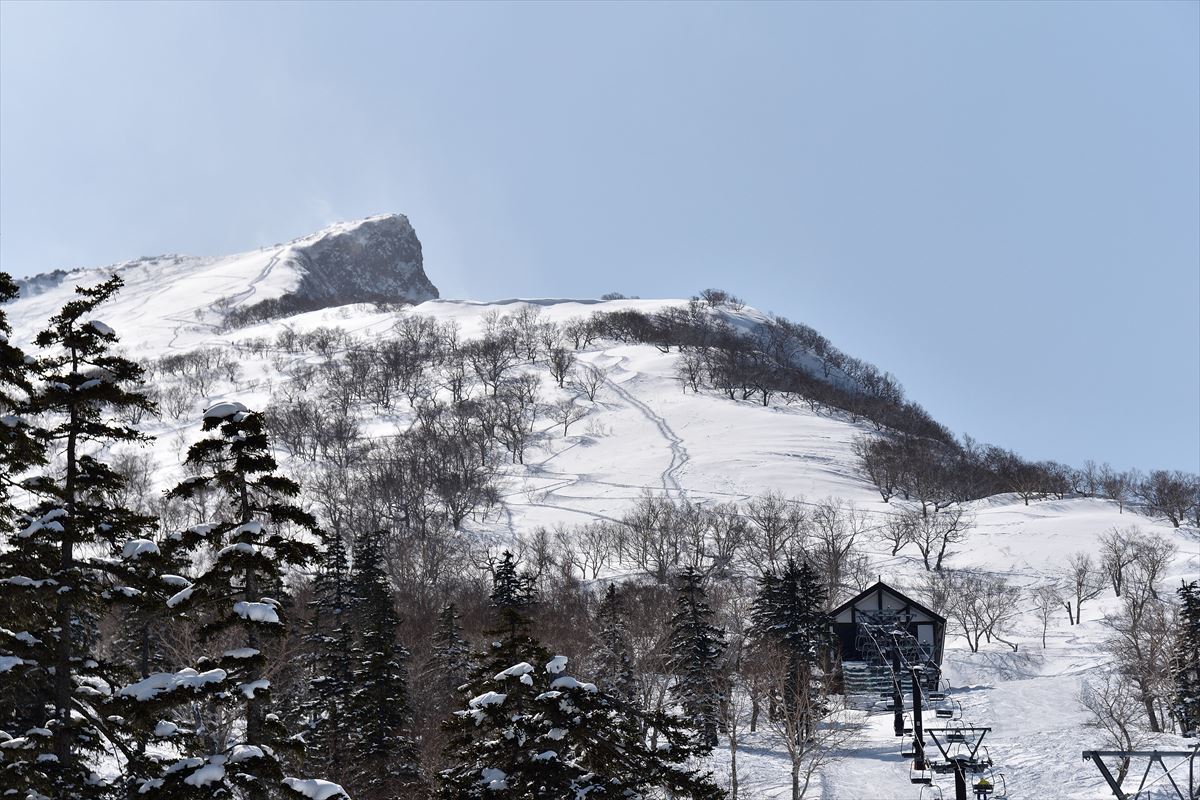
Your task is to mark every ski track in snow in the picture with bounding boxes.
[601,357,690,496]
[164,251,284,350]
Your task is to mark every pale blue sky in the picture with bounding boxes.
[1,1,1197,472]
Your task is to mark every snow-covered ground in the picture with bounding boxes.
[6,275,1198,799]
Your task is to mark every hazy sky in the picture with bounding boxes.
[1,1,1197,473]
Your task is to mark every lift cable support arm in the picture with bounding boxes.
[1080,748,1200,800]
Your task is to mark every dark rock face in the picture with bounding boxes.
[290,214,439,306]
[216,214,441,329]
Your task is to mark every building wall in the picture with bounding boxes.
[831,584,946,666]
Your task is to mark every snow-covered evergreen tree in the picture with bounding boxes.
[593,582,638,708]
[443,552,722,798]
[429,602,473,697]
[299,524,355,787]
[0,271,54,794]
[345,528,423,798]
[0,272,50,777]
[748,559,829,668]
[0,276,159,798]
[748,558,832,740]
[107,526,195,782]
[0,272,44,524]
[137,401,326,798]
[489,549,535,648]
[668,567,728,753]
[439,652,724,799]
[1174,580,1200,736]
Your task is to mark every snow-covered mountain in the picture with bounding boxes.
[3,217,1196,799]
[8,213,436,349]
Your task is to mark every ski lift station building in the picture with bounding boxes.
[831,581,947,671]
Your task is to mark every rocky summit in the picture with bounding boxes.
[286,213,438,307]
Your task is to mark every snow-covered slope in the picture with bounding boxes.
[3,227,1197,800]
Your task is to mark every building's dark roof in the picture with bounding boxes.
[830,580,946,625]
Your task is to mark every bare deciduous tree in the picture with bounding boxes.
[917,570,955,619]
[464,333,519,396]
[853,436,900,503]
[1137,469,1197,528]
[702,501,747,579]
[1099,463,1134,513]
[495,374,541,463]
[759,647,860,800]
[159,383,194,419]
[1061,552,1105,626]
[1099,526,1140,597]
[549,397,588,436]
[516,526,558,592]
[617,491,681,584]
[1079,670,1150,786]
[809,499,872,602]
[744,490,807,574]
[569,362,608,402]
[615,494,751,582]
[887,505,973,571]
[674,349,706,393]
[563,316,599,350]
[1032,583,1059,648]
[1101,570,1176,733]
[1130,533,1176,599]
[1076,460,1102,497]
[878,512,912,557]
[942,571,1022,652]
[508,305,545,362]
[554,522,616,580]
[536,321,562,357]
[547,346,575,387]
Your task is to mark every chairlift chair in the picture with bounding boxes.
[972,767,1005,799]
[918,782,944,800]
[972,777,994,797]
[909,764,932,785]
[945,722,967,744]
[935,699,960,720]
[964,760,989,775]
[962,738,994,769]
[900,733,916,759]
